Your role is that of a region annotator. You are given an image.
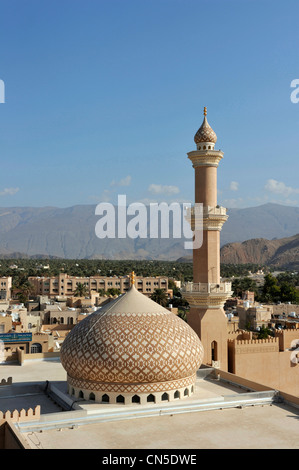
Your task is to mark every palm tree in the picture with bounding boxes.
[106,288,121,297]
[150,288,168,307]
[73,282,89,297]
[16,280,35,303]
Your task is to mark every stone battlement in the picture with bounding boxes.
[0,406,40,422]
[228,337,279,346]
[274,328,299,351]
[0,377,12,387]
[227,330,252,339]
[275,328,299,335]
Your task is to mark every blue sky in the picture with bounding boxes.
[0,0,298,209]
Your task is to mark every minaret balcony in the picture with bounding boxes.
[188,149,224,168]
[185,205,228,231]
[182,281,232,294]
[181,281,233,309]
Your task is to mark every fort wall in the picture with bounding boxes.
[228,335,299,396]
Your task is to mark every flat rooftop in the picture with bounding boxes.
[0,360,299,449]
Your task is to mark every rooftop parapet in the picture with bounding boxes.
[234,337,279,346]
[0,377,12,387]
[0,405,40,422]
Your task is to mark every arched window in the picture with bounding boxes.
[174,390,180,399]
[116,395,125,404]
[211,341,218,362]
[102,394,109,403]
[30,343,42,354]
[78,390,84,399]
[132,395,140,404]
[184,388,189,396]
[147,394,155,403]
[89,392,95,401]
[161,392,169,401]
[60,317,64,324]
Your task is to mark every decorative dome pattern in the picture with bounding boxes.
[194,108,217,144]
[60,286,204,395]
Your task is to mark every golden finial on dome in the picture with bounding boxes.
[130,271,136,286]
[203,106,207,116]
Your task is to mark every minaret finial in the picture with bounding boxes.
[130,271,136,286]
[203,106,207,116]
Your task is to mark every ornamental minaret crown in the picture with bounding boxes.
[194,107,217,150]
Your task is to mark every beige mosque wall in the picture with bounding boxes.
[189,307,228,370]
[228,337,299,396]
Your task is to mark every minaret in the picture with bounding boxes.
[182,107,233,371]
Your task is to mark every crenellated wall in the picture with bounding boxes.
[0,377,12,386]
[0,405,40,422]
[233,337,279,348]
[227,330,252,341]
[228,334,299,396]
[275,328,299,351]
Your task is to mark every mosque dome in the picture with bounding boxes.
[194,107,217,146]
[60,281,204,405]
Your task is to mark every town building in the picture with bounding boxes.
[0,277,12,300]
[28,273,169,298]
[237,303,273,330]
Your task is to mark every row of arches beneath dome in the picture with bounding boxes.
[197,144,214,150]
[68,384,195,405]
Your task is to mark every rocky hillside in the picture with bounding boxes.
[220,233,299,270]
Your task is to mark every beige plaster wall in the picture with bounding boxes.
[189,307,228,370]
[228,338,299,396]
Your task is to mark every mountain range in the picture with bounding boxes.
[0,202,299,263]
[220,233,299,270]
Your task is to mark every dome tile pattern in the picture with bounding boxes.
[60,286,204,396]
[194,116,217,144]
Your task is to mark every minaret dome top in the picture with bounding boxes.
[194,107,217,149]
